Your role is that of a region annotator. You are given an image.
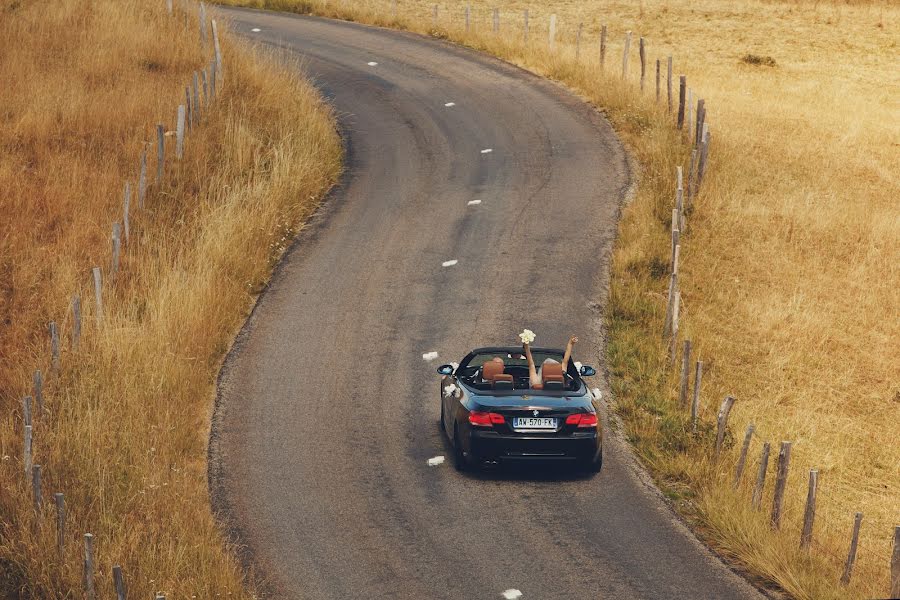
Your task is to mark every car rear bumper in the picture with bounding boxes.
[468,429,600,463]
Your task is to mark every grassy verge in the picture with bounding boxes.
[0,0,341,596]
[214,1,899,598]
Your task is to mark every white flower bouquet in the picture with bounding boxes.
[519,329,536,345]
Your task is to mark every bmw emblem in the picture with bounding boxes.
[532,409,540,416]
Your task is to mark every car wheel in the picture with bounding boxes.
[453,425,468,472]
[439,404,446,432]
[586,446,603,473]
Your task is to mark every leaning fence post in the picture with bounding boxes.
[639,37,646,91]
[32,465,42,511]
[752,441,770,509]
[199,1,208,45]
[111,223,121,276]
[24,425,33,477]
[841,513,863,585]
[22,396,32,428]
[34,370,43,413]
[211,19,223,80]
[122,182,131,244]
[666,56,673,112]
[696,98,706,147]
[548,14,557,50]
[575,23,583,60]
[677,75,687,129]
[733,423,754,487]
[113,565,127,600]
[890,526,900,598]
[714,396,735,458]
[72,295,81,350]
[770,441,792,529]
[84,533,96,600]
[800,469,818,550]
[49,321,60,373]
[678,340,692,408]
[621,31,632,79]
[156,124,165,184]
[54,493,65,560]
[92,267,103,325]
[176,105,186,159]
[691,360,703,430]
[598,25,607,69]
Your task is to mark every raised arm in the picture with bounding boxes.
[523,342,540,387]
[562,335,578,372]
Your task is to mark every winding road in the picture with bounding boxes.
[210,8,763,599]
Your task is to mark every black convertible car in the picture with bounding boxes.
[437,347,602,473]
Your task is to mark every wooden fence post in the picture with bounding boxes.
[138,150,147,209]
[770,441,792,529]
[34,370,43,412]
[54,493,65,560]
[668,290,681,363]
[166,0,172,15]
[687,149,698,207]
[32,465,42,511]
[432,4,438,27]
[686,88,693,140]
[176,105,186,159]
[492,7,499,33]
[752,441,770,509]
[666,56,673,112]
[672,242,681,278]
[548,14,556,50]
[201,69,209,104]
[800,469,818,550]
[84,533,96,600]
[210,59,217,99]
[122,182,131,244]
[575,23,583,60]
[199,2,207,44]
[156,124,165,184]
[655,58,661,102]
[691,360,703,430]
[714,396,735,458]
[841,513,863,585]
[113,565,127,600]
[24,425,33,477]
[890,526,900,598]
[521,9,526,41]
[621,31,632,79]
[676,166,685,230]
[185,86,193,131]
[92,267,103,325]
[49,321,60,372]
[639,37,646,91]
[671,210,680,267]
[111,223,121,276]
[733,423,754,487]
[695,98,706,147]
[599,25,608,68]
[698,124,711,185]
[22,396,32,428]
[678,339,692,408]
[192,72,201,124]
[677,75,687,129]
[211,19,223,79]
[663,273,677,337]
[72,295,81,350]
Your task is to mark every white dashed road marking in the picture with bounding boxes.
[367,61,378,66]
[444,102,456,107]
[480,148,493,154]
[427,456,445,467]
[501,590,523,599]
[251,28,261,32]
[442,259,458,267]
[467,199,482,206]
[422,351,439,361]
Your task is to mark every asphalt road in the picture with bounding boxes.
[211,8,764,599]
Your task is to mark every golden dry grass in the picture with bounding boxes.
[215,1,899,598]
[0,0,341,596]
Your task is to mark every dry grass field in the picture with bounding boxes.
[0,0,341,596]
[216,1,899,598]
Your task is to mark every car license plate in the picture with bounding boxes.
[512,417,557,429]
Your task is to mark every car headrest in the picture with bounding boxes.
[541,363,564,383]
[482,360,505,381]
[542,380,565,391]
[492,378,514,390]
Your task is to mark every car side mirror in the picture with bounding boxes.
[436,364,455,376]
[579,365,597,377]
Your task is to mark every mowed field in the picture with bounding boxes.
[0,0,340,596]
[218,0,899,597]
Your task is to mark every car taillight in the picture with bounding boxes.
[469,411,505,427]
[566,413,598,428]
